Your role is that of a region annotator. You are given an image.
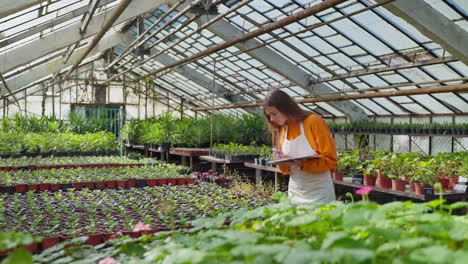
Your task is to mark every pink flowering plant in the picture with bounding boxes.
[356,186,372,202]
[99,257,120,264]
[133,221,151,232]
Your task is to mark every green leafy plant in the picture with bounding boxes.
[412,160,438,185]
[338,149,363,175]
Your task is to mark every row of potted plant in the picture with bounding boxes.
[122,113,269,149]
[0,184,270,243]
[23,193,468,264]
[0,112,115,135]
[0,164,194,192]
[0,131,118,157]
[0,156,157,169]
[170,148,210,156]
[328,121,468,135]
[210,143,272,161]
[334,150,467,195]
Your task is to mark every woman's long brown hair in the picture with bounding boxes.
[263,89,312,129]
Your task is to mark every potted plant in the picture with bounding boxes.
[457,157,468,188]
[157,113,174,151]
[435,152,465,189]
[258,145,272,166]
[362,159,376,186]
[186,119,209,148]
[338,150,363,183]
[332,155,345,181]
[412,160,437,195]
[386,155,406,192]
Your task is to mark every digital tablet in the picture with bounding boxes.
[268,155,320,164]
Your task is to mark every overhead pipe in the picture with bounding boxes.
[105,0,187,70]
[0,72,22,110]
[186,83,294,102]
[108,0,246,81]
[315,56,457,83]
[190,83,468,111]
[63,0,133,80]
[139,0,348,80]
[141,0,252,65]
[108,13,200,79]
[189,77,468,102]
[108,0,204,74]
[219,0,394,62]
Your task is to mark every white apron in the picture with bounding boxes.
[282,122,335,205]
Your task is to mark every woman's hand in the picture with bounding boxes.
[272,148,284,159]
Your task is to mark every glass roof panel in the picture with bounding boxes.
[269,41,308,62]
[266,0,292,9]
[425,0,465,20]
[447,62,468,76]
[330,18,393,56]
[249,0,274,13]
[422,64,464,80]
[359,75,389,86]
[409,94,453,113]
[355,99,391,115]
[348,4,418,51]
[285,36,320,57]
[371,98,408,115]
[431,93,468,113]
[314,102,346,117]
[327,80,351,91]
[328,53,361,69]
[371,4,431,43]
[448,0,468,13]
[400,103,431,114]
[379,73,410,84]
[303,36,338,54]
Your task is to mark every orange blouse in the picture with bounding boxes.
[277,114,337,175]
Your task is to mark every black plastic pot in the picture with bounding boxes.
[424,187,434,196]
[159,142,171,152]
[135,179,146,187]
[351,174,364,184]
[0,185,15,194]
[62,183,73,190]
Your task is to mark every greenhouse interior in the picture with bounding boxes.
[1,0,467,263]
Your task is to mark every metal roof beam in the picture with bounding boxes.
[198,16,368,121]
[0,0,45,19]
[0,63,96,109]
[80,0,101,34]
[121,70,202,112]
[191,83,468,111]
[2,32,133,97]
[0,0,117,49]
[316,56,457,83]
[141,48,260,115]
[0,0,167,74]
[377,0,468,64]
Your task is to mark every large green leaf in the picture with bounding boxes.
[191,214,227,231]
[449,221,468,241]
[286,214,318,227]
[342,207,385,228]
[1,248,32,264]
[230,244,290,258]
[160,248,206,264]
[409,245,454,263]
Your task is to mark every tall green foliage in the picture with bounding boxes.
[126,113,269,146]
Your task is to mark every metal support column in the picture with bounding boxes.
[119,105,124,157]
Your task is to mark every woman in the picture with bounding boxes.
[263,89,337,205]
